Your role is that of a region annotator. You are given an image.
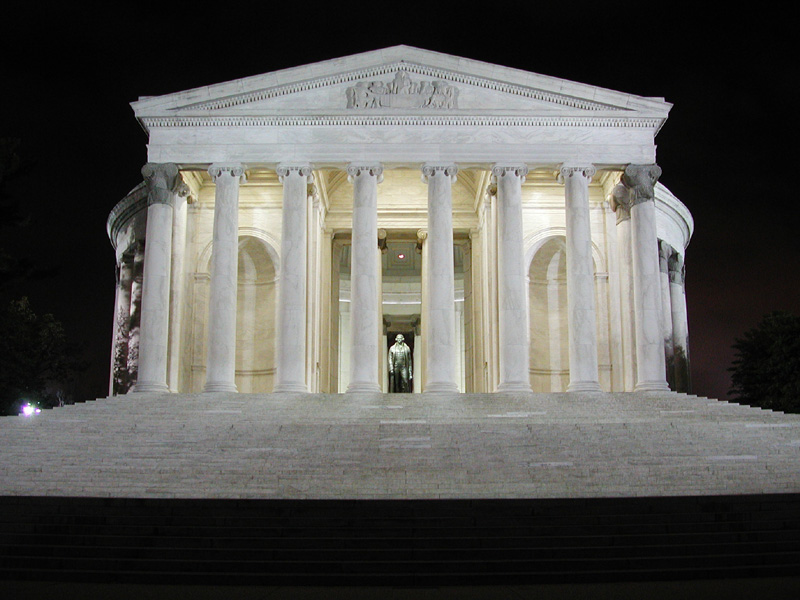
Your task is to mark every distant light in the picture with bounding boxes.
[397,253,405,259]
[21,403,40,417]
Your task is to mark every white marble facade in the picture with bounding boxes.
[107,46,693,395]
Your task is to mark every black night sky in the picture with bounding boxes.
[3,6,798,403]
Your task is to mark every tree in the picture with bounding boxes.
[0,139,86,415]
[728,311,800,413]
[0,297,84,415]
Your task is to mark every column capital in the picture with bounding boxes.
[141,163,180,206]
[378,228,388,252]
[484,181,497,205]
[658,240,672,273]
[668,252,685,285]
[208,163,247,183]
[175,181,190,198]
[416,228,427,253]
[622,164,661,206]
[276,163,313,183]
[491,164,528,182]
[346,163,383,183]
[659,239,674,259]
[421,163,458,183]
[558,164,596,183]
[610,183,633,223]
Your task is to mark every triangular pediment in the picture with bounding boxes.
[132,46,671,125]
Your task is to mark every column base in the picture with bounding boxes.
[273,382,310,393]
[496,382,533,393]
[132,382,169,393]
[634,380,671,393]
[346,381,382,393]
[202,382,238,393]
[424,382,459,394]
[567,381,603,393]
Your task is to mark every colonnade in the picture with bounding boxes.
[130,161,671,395]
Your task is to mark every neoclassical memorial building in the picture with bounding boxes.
[107,46,692,397]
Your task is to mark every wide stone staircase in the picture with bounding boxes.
[2,493,800,586]
[1,391,798,499]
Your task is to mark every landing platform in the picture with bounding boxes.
[1,392,798,499]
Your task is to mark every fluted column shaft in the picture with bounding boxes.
[203,164,246,393]
[167,183,189,392]
[422,164,459,393]
[659,241,675,388]
[346,164,383,393]
[274,164,312,392]
[561,165,602,392]
[623,164,669,392]
[134,163,179,393]
[493,165,532,392]
[111,254,134,395]
[611,183,637,390]
[127,246,144,387]
[669,252,691,392]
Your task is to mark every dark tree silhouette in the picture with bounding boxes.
[728,311,800,413]
[0,297,83,415]
[0,138,85,415]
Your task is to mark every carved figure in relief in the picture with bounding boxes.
[388,334,413,393]
[346,82,373,109]
[429,81,454,108]
[346,73,458,109]
[389,72,414,94]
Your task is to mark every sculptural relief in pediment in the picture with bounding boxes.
[346,72,458,109]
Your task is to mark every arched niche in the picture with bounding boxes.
[235,236,277,393]
[528,237,569,392]
[188,234,278,393]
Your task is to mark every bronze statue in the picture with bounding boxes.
[388,334,412,393]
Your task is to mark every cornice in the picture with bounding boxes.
[107,181,147,248]
[655,182,694,248]
[140,115,663,129]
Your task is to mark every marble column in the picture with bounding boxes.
[307,187,323,392]
[658,240,675,389]
[611,183,637,391]
[602,197,625,392]
[669,252,691,392]
[422,164,459,393]
[417,228,428,390]
[622,164,669,392]
[203,163,246,393]
[127,244,144,389]
[560,165,602,392]
[167,182,190,392]
[346,163,383,393]
[133,163,179,393]
[492,164,532,392]
[482,186,499,391]
[274,164,312,392]
[111,254,134,395]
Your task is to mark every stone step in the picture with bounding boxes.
[2,495,799,586]
[4,551,800,576]
[2,392,799,499]
[7,538,800,559]
[6,530,800,554]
